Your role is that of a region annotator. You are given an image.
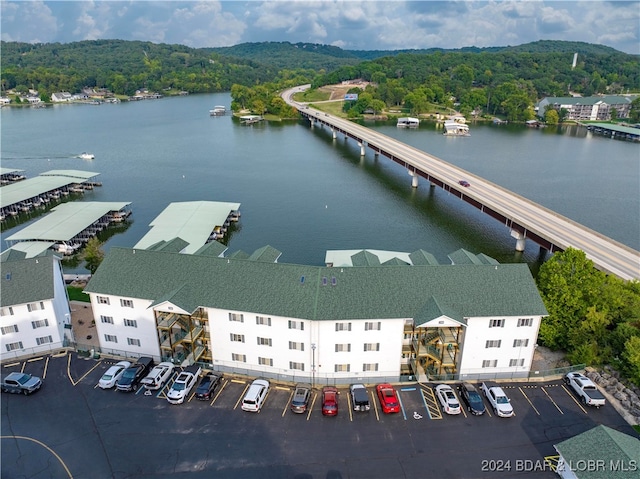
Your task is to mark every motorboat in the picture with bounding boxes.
[210,106,226,116]
[397,117,420,128]
[79,152,95,160]
[443,120,470,136]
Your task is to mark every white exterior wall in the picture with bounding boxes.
[458,315,542,378]
[90,294,160,360]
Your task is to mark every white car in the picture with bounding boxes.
[241,379,270,412]
[166,365,201,405]
[140,362,174,390]
[436,384,461,415]
[98,361,131,389]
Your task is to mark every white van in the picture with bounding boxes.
[140,362,174,390]
[241,379,270,412]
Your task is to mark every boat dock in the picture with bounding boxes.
[133,201,241,254]
[239,115,263,125]
[397,117,420,128]
[582,122,640,142]
[4,201,132,257]
[1,168,26,185]
[1,169,101,221]
[210,105,226,116]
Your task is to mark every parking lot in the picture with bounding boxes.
[2,352,637,479]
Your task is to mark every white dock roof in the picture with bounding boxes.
[1,167,25,175]
[7,241,57,258]
[5,201,130,243]
[1,170,99,208]
[134,201,240,254]
[325,249,413,267]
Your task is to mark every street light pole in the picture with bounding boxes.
[311,343,316,389]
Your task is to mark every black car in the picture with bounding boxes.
[195,372,222,400]
[116,357,154,392]
[458,382,486,415]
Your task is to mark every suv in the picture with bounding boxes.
[116,357,154,392]
[241,379,270,412]
[349,383,370,412]
[166,365,201,405]
[140,362,174,391]
[195,372,222,401]
[290,383,312,414]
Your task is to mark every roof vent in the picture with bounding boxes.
[331,276,337,286]
[5,273,11,281]
[300,275,305,285]
[322,276,327,286]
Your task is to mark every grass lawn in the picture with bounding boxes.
[67,286,90,302]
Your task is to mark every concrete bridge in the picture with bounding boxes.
[282,86,639,281]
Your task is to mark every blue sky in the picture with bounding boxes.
[1,1,638,54]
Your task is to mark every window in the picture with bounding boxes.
[97,296,110,305]
[232,353,246,362]
[123,319,137,328]
[365,321,381,331]
[518,318,534,327]
[1,324,19,335]
[364,343,380,352]
[485,340,502,348]
[5,341,23,352]
[104,334,118,343]
[335,322,352,331]
[120,299,134,308]
[257,337,272,346]
[362,363,379,372]
[0,307,14,316]
[288,341,304,351]
[27,302,45,312]
[335,343,351,352]
[258,357,273,366]
[509,358,525,367]
[230,333,245,343]
[289,361,304,371]
[482,359,498,368]
[127,338,141,346]
[256,316,271,326]
[288,320,304,330]
[403,332,413,340]
[229,313,244,323]
[100,315,114,324]
[489,319,505,328]
[334,364,350,372]
[513,339,529,348]
[36,335,53,346]
[31,319,50,329]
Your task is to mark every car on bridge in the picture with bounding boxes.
[458,180,471,187]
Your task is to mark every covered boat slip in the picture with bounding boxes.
[1,167,26,185]
[133,201,241,254]
[4,201,132,254]
[0,170,100,211]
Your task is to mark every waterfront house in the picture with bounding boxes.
[536,95,636,121]
[51,92,73,103]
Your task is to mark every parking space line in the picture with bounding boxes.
[21,362,26,373]
[3,362,21,368]
[371,390,380,421]
[68,356,102,386]
[397,389,407,420]
[1,435,73,479]
[518,386,539,415]
[306,392,317,421]
[347,391,353,421]
[275,386,289,391]
[210,379,228,406]
[42,356,50,379]
[561,384,588,414]
[27,356,44,363]
[259,388,273,413]
[282,389,295,417]
[234,383,250,410]
[51,350,68,358]
[231,379,245,384]
[541,386,564,414]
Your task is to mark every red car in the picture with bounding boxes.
[322,386,339,416]
[458,180,471,187]
[376,383,400,414]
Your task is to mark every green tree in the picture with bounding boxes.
[544,107,559,125]
[622,336,640,385]
[83,237,104,274]
[629,97,640,123]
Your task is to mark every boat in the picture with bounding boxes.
[79,152,95,160]
[397,117,420,128]
[209,106,226,116]
[240,115,263,125]
[443,120,470,136]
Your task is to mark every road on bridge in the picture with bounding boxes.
[282,85,639,281]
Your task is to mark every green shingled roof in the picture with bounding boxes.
[351,250,381,266]
[0,250,56,306]
[85,247,547,320]
[555,425,640,479]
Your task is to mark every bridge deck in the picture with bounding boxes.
[283,86,639,281]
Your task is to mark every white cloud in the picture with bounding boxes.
[1,0,59,43]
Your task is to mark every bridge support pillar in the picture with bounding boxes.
[510,229,527,252]
[408,170,419,188]
[358,142,365,156]
[331,128,337,139]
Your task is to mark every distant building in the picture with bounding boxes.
[0,250,73,360]
[51,92,73,102]
[536,95,636,121]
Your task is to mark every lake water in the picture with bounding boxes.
[1,93,638,274]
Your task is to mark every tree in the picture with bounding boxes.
[83,237,104,274]
[622,336,640,385]
[629,97,640,123]
[544,107,559,125]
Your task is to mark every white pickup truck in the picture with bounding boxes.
[480,382,514,417]
[564,372,606,408]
